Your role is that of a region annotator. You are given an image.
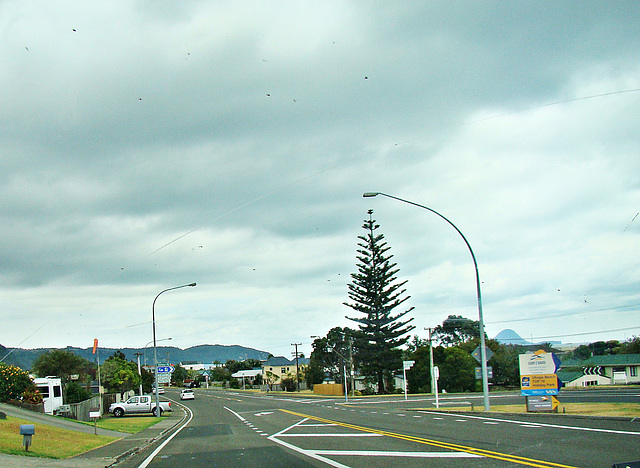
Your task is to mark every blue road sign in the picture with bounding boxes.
[157,366,173,373]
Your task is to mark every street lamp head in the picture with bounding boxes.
[188,283,196,287]
[362,192,380,198]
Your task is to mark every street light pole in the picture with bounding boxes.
[152,283,196,417]
[363,192,490,411]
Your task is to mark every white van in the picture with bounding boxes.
[33,376,63,414]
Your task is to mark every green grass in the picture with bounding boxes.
[0,416,117,459]
[88,414,165,433]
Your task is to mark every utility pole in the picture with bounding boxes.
[291,343,302,392]
[134,352,144,396]
[424,327,436,394]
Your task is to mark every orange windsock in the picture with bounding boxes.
[92,338,98,354]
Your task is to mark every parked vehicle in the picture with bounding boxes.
[153,386,165,394]
[180,389,195,400]
[33,377,63,415]
[109,395,172,417]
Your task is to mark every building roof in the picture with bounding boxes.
[560,353,640,368]
[263,356,309,366]
[263,356,294,366]
[231,369,262,378]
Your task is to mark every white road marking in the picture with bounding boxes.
[422,410,640,436]
[277,433,383,437]
[137,402,193,468]
[314,450,481,458]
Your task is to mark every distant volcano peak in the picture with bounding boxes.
[494,329,531,345]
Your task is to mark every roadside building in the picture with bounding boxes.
[261,356,309,389]
[558,354,640,387]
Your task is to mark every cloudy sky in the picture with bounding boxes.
[2,1,639,359]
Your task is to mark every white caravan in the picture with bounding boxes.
[33,376,63,414]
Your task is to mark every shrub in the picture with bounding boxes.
[0,363,34,402]
[280,377,297,392]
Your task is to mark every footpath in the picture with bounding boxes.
[0,403,184,468]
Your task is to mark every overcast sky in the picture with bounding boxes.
[2,1,639,359]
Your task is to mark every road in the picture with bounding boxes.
[121,388,640,468]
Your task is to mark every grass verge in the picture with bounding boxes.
[0,416,117,459]
[77,414,166,434]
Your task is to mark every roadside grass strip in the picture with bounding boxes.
[0,415,117,459]
[280,409,579,468]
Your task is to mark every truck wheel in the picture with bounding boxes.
[152,407,162,417]
[113,408,124,418]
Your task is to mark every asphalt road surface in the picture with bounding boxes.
[121,388,640,468]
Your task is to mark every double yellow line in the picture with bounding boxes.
[280,409,577,468]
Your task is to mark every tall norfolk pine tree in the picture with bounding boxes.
[344,210,415,394]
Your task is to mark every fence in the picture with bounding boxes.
[59,393,118,421]
[313,383,344,396]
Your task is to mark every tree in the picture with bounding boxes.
[101,350,140,395]
[0,363,35,402]
[31,349,95,384]
[433,315,481,347]
[65,381,92,404]
[438,346,476,393]
[31,349,96,402]
[345,210,415,393]
[619,336,640,354]
[171,364,188,387]
[308,327,355,389]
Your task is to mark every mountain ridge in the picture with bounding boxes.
[0,343,271,370]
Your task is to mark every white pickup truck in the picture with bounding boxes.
[109,395,172,417]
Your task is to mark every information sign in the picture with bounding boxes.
[526,395,559,412]
[520,373,560,396]
[475,366,493,380]
[518,350,560,375]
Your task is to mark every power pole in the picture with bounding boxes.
[291,343,302,392]
[134,352,144,396]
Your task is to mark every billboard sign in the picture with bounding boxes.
[518,350,560,375]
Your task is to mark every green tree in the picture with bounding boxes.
[433,315,481,347]
[31,349,95,383]
[0,363,35,402]
[101,350,140,394]
[308,328,355,389]
[65,381,92,404]
[345,210,415,394]
[619,336,640,354]
[171,364,188,387]
[438,346,476,393]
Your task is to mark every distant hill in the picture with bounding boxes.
[494,329,561,347]
[494,329,532,345]
[0,344,271,370]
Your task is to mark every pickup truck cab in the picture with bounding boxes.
[109,395,172,417]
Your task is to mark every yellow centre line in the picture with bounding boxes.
[280,409,577,468]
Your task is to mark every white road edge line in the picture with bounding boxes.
[137,401,194,468]
[421,411,640,435]
[313,450,481,458]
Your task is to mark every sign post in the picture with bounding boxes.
[402,360,415,400]
[519,350,562,412]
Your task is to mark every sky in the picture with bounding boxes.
[1,1,639,359]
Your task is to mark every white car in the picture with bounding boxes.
[153,386,165,395]
[180,389,195,400]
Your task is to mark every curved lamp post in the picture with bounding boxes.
[152,283,196,417]
[363,192,490,411]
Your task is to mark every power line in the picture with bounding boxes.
[527,325,640,342]
[486,303,640,325]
